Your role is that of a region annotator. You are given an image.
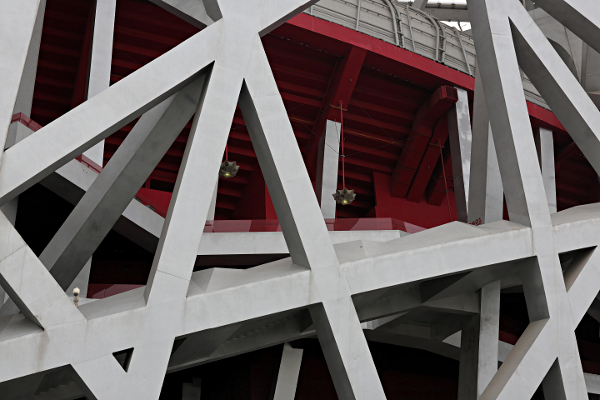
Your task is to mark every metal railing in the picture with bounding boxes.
[305,0,549,109]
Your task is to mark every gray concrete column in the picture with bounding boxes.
[534,127,557,214]
[458,315,480,400]
[182,378,201,400]
[84,0,118,166]
[315,120,341,219]
[477,280,501,396]
[467,66,503,226]
[462,65,502,399]
[448,88,473,223]
[273,343,303,400]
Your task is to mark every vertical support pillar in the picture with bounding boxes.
[467,67,504,226]
[77,0,117,299]
[273,343,304,400]
[182,378,201,400]
[458,65,502,398]
[477,280,501,396]
[534,127,557,214]
[458,315,480,400]
[84,0,117,166]
[315,120,341,220]
[448,88,473,223]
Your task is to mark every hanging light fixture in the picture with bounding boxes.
[219,145,239,178]
[331,100,356,206]
[333,187,356,205]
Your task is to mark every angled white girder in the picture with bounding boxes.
[0,0,43,163]
[83,0,117,165]
[467,0,600,398]
[40,75,207,291]
[2,0,600,399]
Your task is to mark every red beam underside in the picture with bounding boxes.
[391,86,458,198]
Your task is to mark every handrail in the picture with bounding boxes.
[405,4,416,52]
[356,0,362,30]
[455,27,473,76]
[382,0,400,46]
[303,0,548,109]
[437,19,447,64]
[409,6,441,61]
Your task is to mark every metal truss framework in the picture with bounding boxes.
[1,0,600,399]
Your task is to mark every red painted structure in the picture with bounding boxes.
[29,0,596,232]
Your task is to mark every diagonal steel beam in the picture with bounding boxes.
[38,75,207,291]
[0,0,43,163]
[0,22,222,206]
[241,36,386,399]
[468,0,591,398]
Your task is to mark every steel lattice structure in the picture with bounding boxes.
[1,0,600,399]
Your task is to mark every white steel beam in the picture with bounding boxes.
[2,1,600,399]
[449,80,502,398]
[241,35,386,398]
[534,127,557,214]
[468,0,590,398]
[510,3,600,180]
[316,120,340,219]
[0,0,45,311]
[448,88,473,223]
[84,0,118,166]
[534,0,600,56]
[467,66,504,226]
[457,315,480,400]
[273,344,304,400]
[5,0,46,150]
[0,213,83,329]
[0,21,222,206]
[39,76,206,291]
[0,0,43,162]
[477,280,501,396]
